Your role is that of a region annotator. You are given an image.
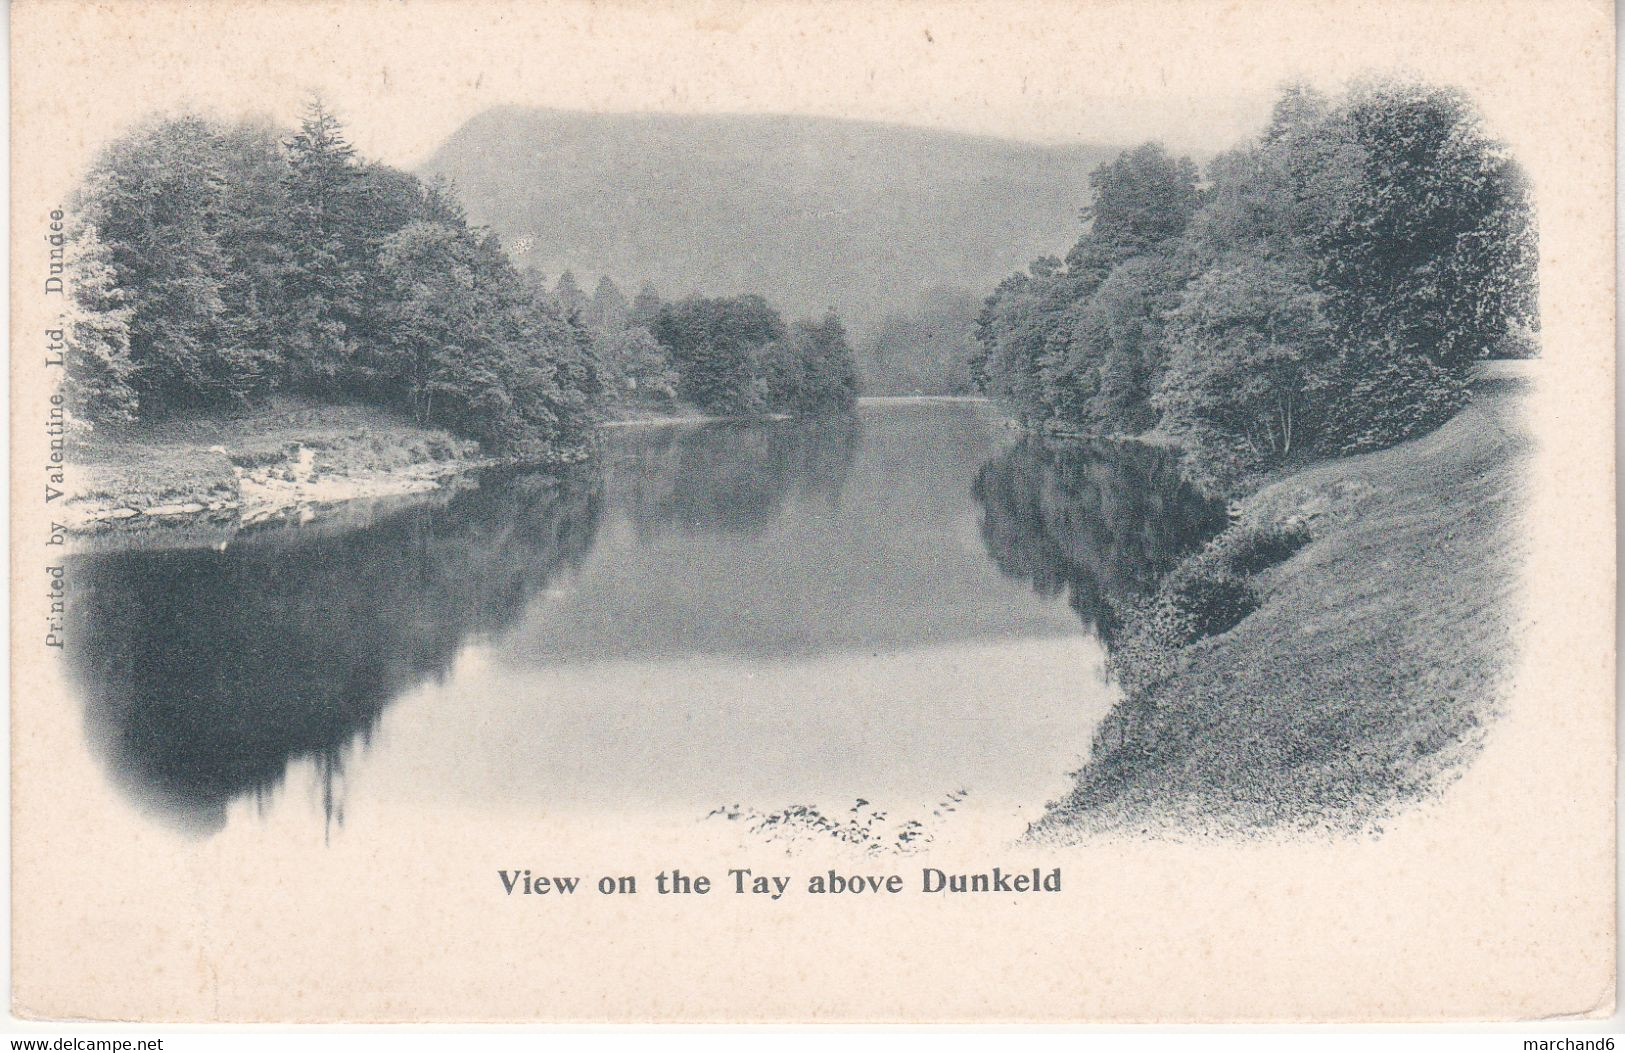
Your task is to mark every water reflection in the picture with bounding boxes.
[67,417,865,833]
[65,405,1226,838]
[507,409,1082,663]
[68,471,604,833]
[619,416,860,538]
[971,438,1228,642]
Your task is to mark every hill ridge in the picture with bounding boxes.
[419,106,1121,333]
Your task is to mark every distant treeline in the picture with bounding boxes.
[59,100,859,459]
[972,79,1538,487]
[553,269,860,418]
[859,286,980,396]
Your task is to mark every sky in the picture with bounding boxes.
[17,0,1593,180]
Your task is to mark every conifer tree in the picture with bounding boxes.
[589,275,629,330]
[281,95,367,391]
[61,224,138,426]
[629,283,663,329]
[552,270,587,319]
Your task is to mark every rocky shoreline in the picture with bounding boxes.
[62,403,493,543]
[65,447,491,535]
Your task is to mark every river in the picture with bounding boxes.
[63,400,1225,847]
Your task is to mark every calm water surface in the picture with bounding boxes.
[65,402,1224,840]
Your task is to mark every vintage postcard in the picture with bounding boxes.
[8,0,1616,1024]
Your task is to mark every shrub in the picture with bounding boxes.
[1215,519,1313,574]
[1105,554,1258,694]
[1322,345,1472,455]
[1103,518,1310,694]
[1163,564,1259,641]
[1104,592,1191,696]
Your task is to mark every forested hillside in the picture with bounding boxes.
[972,79,1538,488]
[859,286,981,396]
[59,101,865,460]
[61,101,601,461]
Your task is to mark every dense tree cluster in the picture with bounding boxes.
[61,100,601,460]
[542,273,679,411]
[973,79,1538,486]
[60,99,861,451]
[652,296,859,417]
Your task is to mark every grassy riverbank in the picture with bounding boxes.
[1032,365,1533,839]
[65,400,486,534]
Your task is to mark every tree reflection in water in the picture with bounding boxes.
[66,416,864,835]
[616,416,860,538]
[66,412,1224,837]
[971,438,1228,644]
[67,470,604,834]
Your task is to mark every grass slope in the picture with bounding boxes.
[1033,369,1532,839]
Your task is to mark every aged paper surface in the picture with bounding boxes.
[9,0,1616,1023]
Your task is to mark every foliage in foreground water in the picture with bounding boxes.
[708,791,969,856]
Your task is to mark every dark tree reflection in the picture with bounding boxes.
[971,438,1227,642]
[66,469,604,832]
[616,415,861,537]
[66,409,1225,836]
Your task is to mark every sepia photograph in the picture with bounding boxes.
[7,0,1616,1029]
